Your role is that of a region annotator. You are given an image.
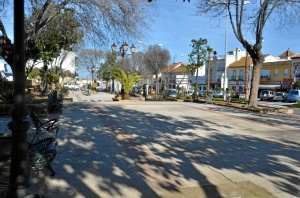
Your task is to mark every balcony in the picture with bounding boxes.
[217,67,225,71]
[260,75,270,82]
[230,76,244,81]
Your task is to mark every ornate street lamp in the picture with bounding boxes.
[91,66,95,83]
[110,42,136,93]
[87,66,96,83]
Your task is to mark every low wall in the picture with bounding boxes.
[0,100,49,117]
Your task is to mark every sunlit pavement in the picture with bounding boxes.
[2,91,300,197]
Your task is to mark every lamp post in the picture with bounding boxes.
[6,0,31,197]
[223,8,228,101]
[111,42,136,93]
[91,66,95,83]
[88,66,96,83]
[223,0,250,101]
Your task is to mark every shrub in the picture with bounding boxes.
[0,82,14,104]
[59,87,69,97]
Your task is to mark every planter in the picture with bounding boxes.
[63,97,73,102]
[0,101,49,117]
[112,96,122,101]
[112,97,138,102]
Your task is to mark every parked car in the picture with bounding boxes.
[259,90,275,101]
[4,72,13,81]
[273,92,287,102]
[63,83,80,91]
[286,89,300,102]
[0,71,7,82]
[137,89,144,95]
[163,89,178,98]
[239,91,246,99]
[185,89,199,96]
[199,90,206,97]
[213,91,223,98]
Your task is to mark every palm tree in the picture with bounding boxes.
[187,38,208,100]
[206,47,214,91]
[112,68,143,100]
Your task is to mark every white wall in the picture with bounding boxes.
[0,62,8,72]
[26,50,77,74]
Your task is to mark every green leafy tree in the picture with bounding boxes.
[34,10,83,94]
[98,53,119,91]
[27,67,40,81]
[295,80,300,89]
[112,69,143,100]
[187,38,208,99]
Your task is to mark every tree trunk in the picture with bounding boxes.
[155,74,158,97]
[124,93,130,100]
[248,60,262,108]
[42,63,48,95]
[207,62,210,91]
[193,68,199,100]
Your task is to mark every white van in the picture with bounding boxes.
[185,90,199,96]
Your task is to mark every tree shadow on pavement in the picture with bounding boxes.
[30,102,300,198]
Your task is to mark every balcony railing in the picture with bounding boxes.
[230,76,244,81]
[217,67,225,71]
[260,75,270,82]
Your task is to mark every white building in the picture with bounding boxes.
[291,53,300,82]
[157,62,191,90]
[206,47,247,90]
[26,50,77,74]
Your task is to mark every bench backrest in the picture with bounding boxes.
[30,112,42,129]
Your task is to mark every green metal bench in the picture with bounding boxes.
[0,134,57,176]
[28,137,57,176]
[48,93,63,113]
[29,111,59,144]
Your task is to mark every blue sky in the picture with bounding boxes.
[139,1,300,64]
[2,1,300,75]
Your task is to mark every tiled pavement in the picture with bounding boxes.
[1,91,300,197]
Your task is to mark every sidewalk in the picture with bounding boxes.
[67,90,119,102]
[1,92,299,197]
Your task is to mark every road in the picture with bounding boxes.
[258,100,300,115]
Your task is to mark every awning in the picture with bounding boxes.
[259,85,281,89]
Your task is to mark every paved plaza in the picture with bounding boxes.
[1,90,300,197]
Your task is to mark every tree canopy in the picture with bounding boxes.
[194,0,300,107]
[143,44,170,94]
[112,68,143,99]
[187,38,208,99]
[0,0,154,70]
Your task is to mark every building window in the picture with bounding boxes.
[232,70,237,80]
[284,69,288,76]
[274,69,278,77]
[261,70,270,79]
[239,70,244,80]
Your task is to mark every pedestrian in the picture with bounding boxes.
[87,83,91,96]
[143,87,147,101]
